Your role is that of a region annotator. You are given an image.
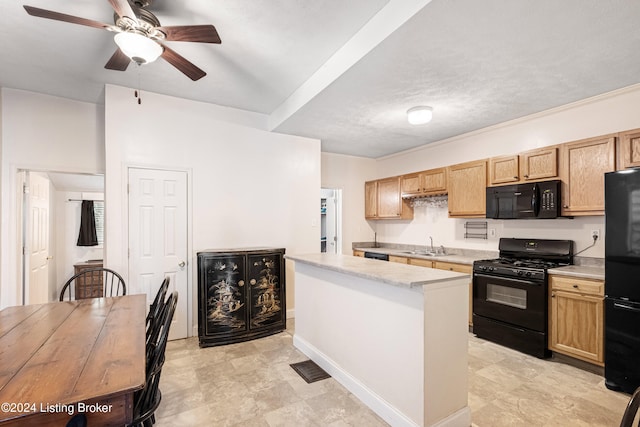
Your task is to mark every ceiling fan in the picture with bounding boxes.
[23,0,221,81]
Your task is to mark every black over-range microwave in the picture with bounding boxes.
[486,180,561,219]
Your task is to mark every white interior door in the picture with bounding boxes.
[26,172,50,304]
[128,168,188,340]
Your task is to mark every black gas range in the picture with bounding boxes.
[472,238,574,358]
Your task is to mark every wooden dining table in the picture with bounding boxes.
[0,294,146,426]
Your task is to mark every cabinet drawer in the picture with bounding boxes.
[549,275,603,296]
[389,255,408,264]
[408,258,433,268]
[434,261,472,274]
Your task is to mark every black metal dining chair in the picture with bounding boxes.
[146,277,170,334]
[620,386,640,427]
[59,267,126,301]
[129,291,178,427]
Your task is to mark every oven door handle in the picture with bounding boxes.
[473,273,542,286]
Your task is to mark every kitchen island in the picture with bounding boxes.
[286,253,470,427]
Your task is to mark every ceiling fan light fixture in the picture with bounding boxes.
[114,31,163,64]
[407,106,433,125]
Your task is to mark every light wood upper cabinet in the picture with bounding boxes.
[401,168,447,197]
[521,147,558,181]
[619,128,640,169]
[447,160,487,218]
[489,155,519,185]
[489,147,558,186]
[549,275,604,366]
[364,181,378,219]
[365,177,413,220]
[560,135,615,216]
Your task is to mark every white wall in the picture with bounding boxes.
[0,88,104,307]
[54,191,104,298]
[104,84,320,331]
[321,152,377,254]
[352,84,640,259]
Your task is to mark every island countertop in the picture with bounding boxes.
[285,253,468,288]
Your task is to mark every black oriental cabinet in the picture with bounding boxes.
[197,248,286,347]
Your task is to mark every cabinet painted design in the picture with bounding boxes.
[198,248,286,347]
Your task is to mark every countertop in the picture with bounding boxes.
[354,246,605,281]
[353,247,480,266]
[547,265,604,281]
[285,253,468,289]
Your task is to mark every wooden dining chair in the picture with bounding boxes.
[59,267,126,301]
[620,385,640,427]
[129,291,178,427]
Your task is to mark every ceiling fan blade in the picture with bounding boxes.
[108,0,138,22]
[105,48,131,71]
[160,44,206,81]
[158,25,221,44]
[23,5,113,30]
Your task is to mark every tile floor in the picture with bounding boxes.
[154,322,632,426]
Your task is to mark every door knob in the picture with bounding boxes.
[178,261,186,268]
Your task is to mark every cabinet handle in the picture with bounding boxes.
[563,205,569,208]
[524,174,529,178]
[551,293,556,298]
[572,284,579,289]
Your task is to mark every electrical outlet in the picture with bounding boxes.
[591,229,600,240]
[489,228,496,238]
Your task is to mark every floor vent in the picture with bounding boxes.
[290,360,331,383]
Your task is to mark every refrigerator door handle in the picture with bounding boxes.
[613,302,640,313]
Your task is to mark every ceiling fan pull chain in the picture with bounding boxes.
[136,67,142,105]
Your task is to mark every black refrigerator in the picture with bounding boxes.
[605,168,640,393]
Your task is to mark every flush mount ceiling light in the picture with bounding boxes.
[407,106,433,125]
[114,31,163,64]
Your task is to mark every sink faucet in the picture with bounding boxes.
[429,236,434,253]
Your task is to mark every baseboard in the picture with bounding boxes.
[293,335,420,427]
[430,407,471,427]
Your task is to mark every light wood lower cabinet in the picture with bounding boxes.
[389,255,408,264]
[353,250,364,257]
[408,258,433,268]
[434,261,473,326]
[548,275,604,366]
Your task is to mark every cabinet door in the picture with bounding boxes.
[489,155,519,185]
[619,128,640,169]
[200,254,248,337]
[447,160,487,217]
[377,177,402,218]
[521,147,558,181]
[364,181,378,219]
[423,168,447,194]
[401,173,422,196]
[247,253,285,331]
[408,258,433,268]
[549,289,604,365]
[389,255,408,264]
[560,135,615,216]
[353,250,364,257]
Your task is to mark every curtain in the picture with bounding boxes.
[77,200,98,246]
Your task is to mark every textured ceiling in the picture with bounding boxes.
[2,0,640,158]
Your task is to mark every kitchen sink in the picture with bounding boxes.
[400,250,445,257]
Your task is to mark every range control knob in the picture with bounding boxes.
[526,271,532,277]
[516,270,524,276]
